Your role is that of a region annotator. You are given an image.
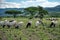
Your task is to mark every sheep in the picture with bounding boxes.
[50,20,57,28]
[9,20,16,26]
[46,18,58,21]
[0,21,5,28]
[3,20,17,28]
[26,20,32,28]
[0,20,24,28]
[35,20,44,27]
[0,20,10,28]
[18,21,24,26]
[35,20,40,27]
[7,20,17,28]
[4,20,9,25]
[15,21,24,29]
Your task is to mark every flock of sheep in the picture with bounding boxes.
[0,20,24,28]
[0,18,58,29]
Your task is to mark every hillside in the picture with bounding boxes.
[45,5,60,12]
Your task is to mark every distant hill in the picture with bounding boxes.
[0,5,60,16]
[45,5,60,12]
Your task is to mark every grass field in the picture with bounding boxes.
[0,17,60,40]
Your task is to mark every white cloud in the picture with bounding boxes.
[20,0,60,8]
[0,2,21,8]
[0,0,5,3]
[0,0,60,8]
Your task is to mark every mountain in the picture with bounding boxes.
[45,5,60,12]
[0,5,60,16]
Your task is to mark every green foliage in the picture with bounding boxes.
[24,7,38,18]
[38,6,48,19]
[24,6,48,19]
[5,10,22,18]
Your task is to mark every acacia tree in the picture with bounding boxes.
[5,10,22,18]
[24,6,48,19]
[24,7,38,19]
[38,6,48,19]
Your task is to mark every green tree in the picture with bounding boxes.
[5,10,22,18]
[24,7,38,19]
[38,6,48,19]
[24,6,48,19]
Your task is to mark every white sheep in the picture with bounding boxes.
[35,20,40,27]
[35,19,44,27]
[3,20,17,28]
[0,21,4,26]
[7,20,17,28]
[26,20,32,28]
[0,20,24,28]
[14,21,24,28]
[4,20,9,25]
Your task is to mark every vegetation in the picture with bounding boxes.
[38,6,48,19]
[5,10,22,18]
[24,7,38,19]
[0,17,60,40]
[24,6,48,19]
[49,12,60,17]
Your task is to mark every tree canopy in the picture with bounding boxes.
[5,10,22,18]
[24,7,38,16]
[24,6,48,19]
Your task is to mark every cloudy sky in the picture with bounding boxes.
[0,0,60,8]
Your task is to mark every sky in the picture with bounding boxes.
[0,0,60,8]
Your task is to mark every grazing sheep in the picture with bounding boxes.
[3,20,17,28]
[50,20,57,27]
[0,20,10,28]
[0,21,4,26]
[15,21,24,29]
[0,21,5,28]
[0,20,24,28]
[35,20,44,27]
[8,20,16,28]
[9,20,14,22]
[26,20,32,28]
[46,18,58,21]
[35,20,40,27]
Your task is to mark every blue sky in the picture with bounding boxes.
[6,0,60,2]
[6,0,60,3]
[0,0,60,8]
[49,0,60,2]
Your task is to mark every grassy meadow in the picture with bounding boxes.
[0,17,60,40]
